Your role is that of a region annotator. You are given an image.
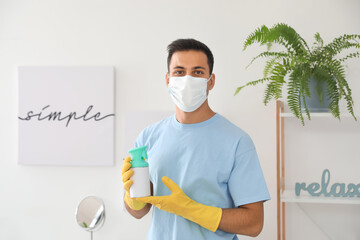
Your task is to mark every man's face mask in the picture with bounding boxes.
[168,74,211,112]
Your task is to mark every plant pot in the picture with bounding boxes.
[302,76,331,112]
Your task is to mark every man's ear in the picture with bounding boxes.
[208,73,215,90]
[165,72,169,87]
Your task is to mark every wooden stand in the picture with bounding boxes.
[276,100,285,240]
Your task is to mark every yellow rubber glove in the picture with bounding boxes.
[137,176,222,232]
[122,156,147,210]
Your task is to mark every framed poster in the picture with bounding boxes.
[18,66,115,166]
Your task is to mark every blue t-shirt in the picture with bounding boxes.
[135,113,270,240]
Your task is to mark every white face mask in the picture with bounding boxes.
[168,75,211,112]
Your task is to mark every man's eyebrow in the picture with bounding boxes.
[193,66,206,70]
[172,66,207,70]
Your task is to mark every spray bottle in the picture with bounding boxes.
[128,146,150,198]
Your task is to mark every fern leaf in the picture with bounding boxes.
[287,73,304,124]
[246,51,290,69]
[265,23,309,55]
[323,34,360,58]
[263,63,288,104]
[243,25,270,51]
[339,52,360,62]
[234,77,272,96]
[264,58,280,77]
[326,77,340,120]
[314,32,324,48]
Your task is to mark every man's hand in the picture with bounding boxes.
[122,156,147,210]
[137,176,222,232]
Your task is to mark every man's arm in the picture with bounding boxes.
[218,201,264,237]
[137,177,266,234]
[124,182,153,219]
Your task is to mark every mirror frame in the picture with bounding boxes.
[75,196,106,232]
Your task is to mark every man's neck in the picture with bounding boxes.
[175,101,216,124]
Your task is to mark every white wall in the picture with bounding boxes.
[0,0,359,239]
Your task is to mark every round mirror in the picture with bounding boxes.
[75,196,105,232]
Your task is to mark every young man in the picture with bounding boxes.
[122,39,270,239]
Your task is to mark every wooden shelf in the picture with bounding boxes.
[280,112,357,118]
[275,100,359,240]
[281,190,360,205]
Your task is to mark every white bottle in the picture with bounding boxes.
[128,146,150,198]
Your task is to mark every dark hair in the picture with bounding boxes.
[167,38,214,75]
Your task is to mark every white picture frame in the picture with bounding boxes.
[18,66,115,166]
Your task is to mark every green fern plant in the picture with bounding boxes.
[235,23,360,125]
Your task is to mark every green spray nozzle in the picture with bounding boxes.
[128,146,149,168]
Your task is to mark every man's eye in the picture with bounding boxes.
[174,71,184,75]
[195,71,204,75]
